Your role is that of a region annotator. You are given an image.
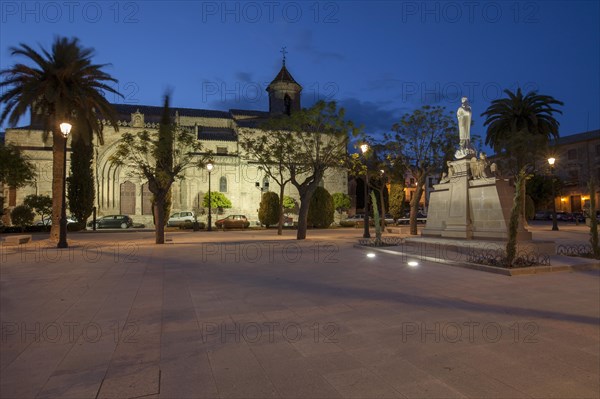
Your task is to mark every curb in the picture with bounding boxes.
[353,244,600,276]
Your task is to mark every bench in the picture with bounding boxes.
[1,235,32,245]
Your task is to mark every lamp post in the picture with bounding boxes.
[57,122,72,248]
[360,143,370,238]
[206,162,213,231]
[548,157,559,231]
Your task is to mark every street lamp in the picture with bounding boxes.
[206,162,213,231]
[57,122,72,248]
[360,143,370,238]
[548,157,559,231]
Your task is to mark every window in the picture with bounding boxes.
[409,178,415,185]
[567,148,577,160]
[217,146,228,155]
[596,144,600,157]
[219,176,227,192]
[567,169,579,183]
[428,178,434,188]
[284,94,291,116]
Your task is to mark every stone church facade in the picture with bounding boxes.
[3,63,348,226]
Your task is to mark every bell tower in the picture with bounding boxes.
[266,47,302,116]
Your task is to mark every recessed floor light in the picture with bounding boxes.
[366,253,376,258]
[407,261,419,267]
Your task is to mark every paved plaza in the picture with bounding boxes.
[1,226,599,398]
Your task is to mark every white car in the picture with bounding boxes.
[167,211,195,227]
[35,216,77,226]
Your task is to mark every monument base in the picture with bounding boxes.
[423,158,531,242]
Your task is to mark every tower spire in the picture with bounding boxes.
[280,46,287,66]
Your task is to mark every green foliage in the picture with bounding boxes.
[307,187,334,228]
[332,193,351,214]
[283,196,298,213]
[0,144,35,188]
[11,205,34,231]
[109,94,208,243]
[482,88,563,174]
[506,168,529,266]
[388,183,405,220]
[23,194,52,222]
[67,136,95,224]
[386,105,455,234]
[251,100,358,239]
[202,191,232,209]
[526,174,555,209]
[258,192,280,228]
[588,179,599,258]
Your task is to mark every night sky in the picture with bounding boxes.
[1,1,598,149]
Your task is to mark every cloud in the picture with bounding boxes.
[293,30,345,63]
[235,72,253,83]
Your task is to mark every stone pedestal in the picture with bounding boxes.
[442,159,472,239]
[423,159,532,241]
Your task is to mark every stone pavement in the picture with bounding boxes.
[0,227,598,398]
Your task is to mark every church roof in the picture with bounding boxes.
[197,127,237,142]
[268,65,301,88]
[113,104,231,121]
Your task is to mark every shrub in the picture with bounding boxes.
[10,205,34,232]
[308,187,334,228]
[259,192,280,228]
[283,195,298,214]
[23,194,52,223]
[332,192,351,214]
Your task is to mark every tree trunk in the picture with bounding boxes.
[154,197,165,244]
[277,184,285,236]
[409,182,423,236]
[50,130,66,241]
[296,191,311,239]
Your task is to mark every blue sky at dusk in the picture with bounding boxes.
[1,1,598,147]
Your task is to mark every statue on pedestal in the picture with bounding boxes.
[454,97,477,159]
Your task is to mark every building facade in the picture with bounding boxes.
[2,63,348,226]
[550,130,600,213]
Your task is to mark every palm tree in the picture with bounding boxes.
[0,37,121,240]
[481,88,563,228]
[481,88,563,170]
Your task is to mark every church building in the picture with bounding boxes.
[2,61,348,226]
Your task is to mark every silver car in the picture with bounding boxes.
[167,211,195,227]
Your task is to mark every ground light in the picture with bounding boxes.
[407,261,419,267]
[366,252,376,258]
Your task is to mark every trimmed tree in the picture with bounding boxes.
[67,133,95,227]
[110,93,207,244]
[388,183,405,221]
[11,205,34,232]
[202,191,232,212]
[259,192,280,228]
[23,194,52,224]
[283,195,298,215]
[307,187,334,228]
[332,192,351,222]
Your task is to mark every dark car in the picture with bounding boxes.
[215,215,250,229]
[87,215,133,229]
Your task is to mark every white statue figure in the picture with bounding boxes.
[457,97,472,148]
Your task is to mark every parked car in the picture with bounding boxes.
[534,211,551,220]
[87,215,133,229]
[215,215,250,229]
[167,211,195,227]
[555,212,569,221]
[396,211,427,225]
[35,216,77,226]
[383,214,395,224]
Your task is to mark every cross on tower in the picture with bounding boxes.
[280,46,287,66]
